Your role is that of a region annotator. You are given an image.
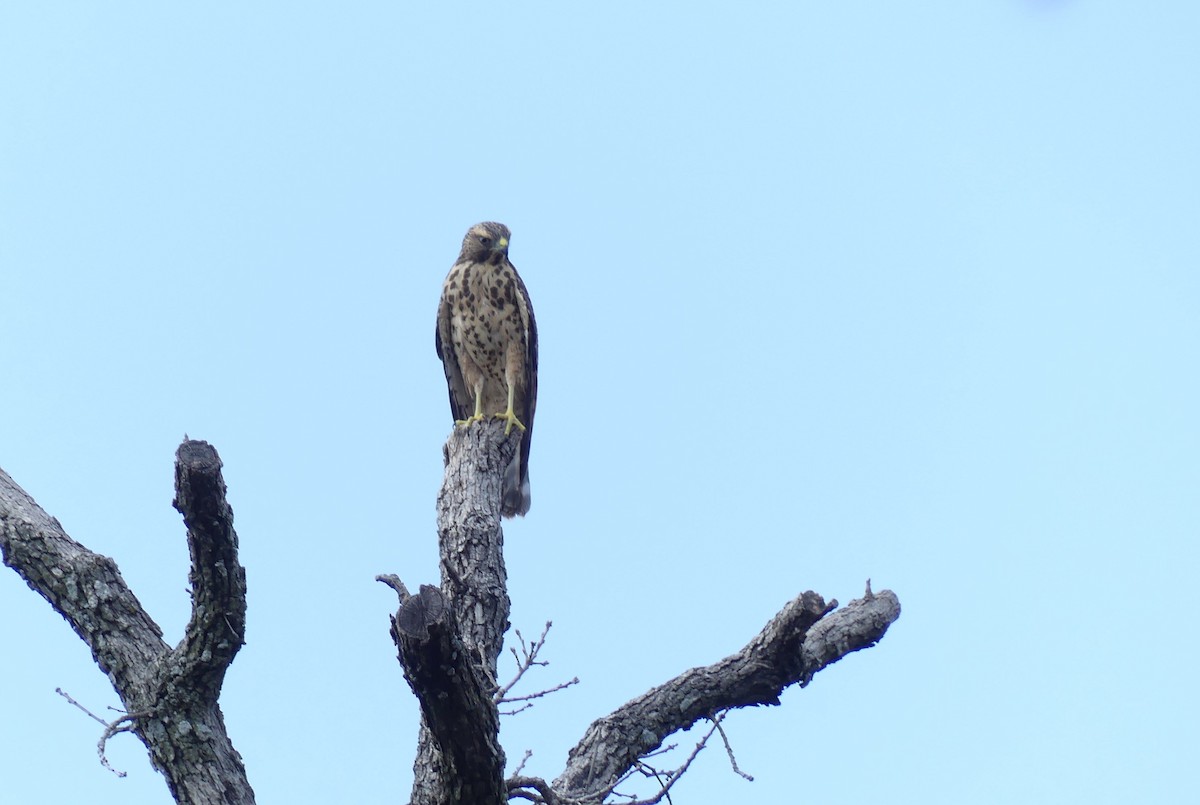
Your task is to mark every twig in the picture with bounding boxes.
[56,688,144,778]
[375,573,411,602]
[500,702,534,716]
[97,711,152,777]
[499,676,580,705]
[713,712,754,781]
[606,719,721,805]
[495,622,552,701]
[56,687,108,727]
[512,749,533,777]
[494,621,579,714]
[604,742,679,795]
[636,743,678,761]
[507,714,739,804]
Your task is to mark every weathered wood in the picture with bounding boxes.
[550,587,902,802]
[388,584,505,805]
[0,441,254,805]
[391,420,902,805]
[437,421,514,670]
[6,425,902,805]
[384,420,516,805]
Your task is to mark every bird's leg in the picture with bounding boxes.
[493,379,526,435]
[455,382,486,426]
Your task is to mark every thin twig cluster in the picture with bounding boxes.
[494,621,580,715]
[506,710,749,805]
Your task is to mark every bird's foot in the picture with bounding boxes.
[455,413,485,427]
[493,409,526,435]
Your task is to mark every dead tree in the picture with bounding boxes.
[383,421,900,805]
[1,428,901,805]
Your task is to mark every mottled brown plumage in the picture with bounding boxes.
[436,222,538,517]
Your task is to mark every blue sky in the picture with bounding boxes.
[2,2,1196,803]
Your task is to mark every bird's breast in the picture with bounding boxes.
[448,262,525,374]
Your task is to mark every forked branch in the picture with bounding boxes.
[0,440,254,805]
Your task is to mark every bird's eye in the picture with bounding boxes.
[479,236,492,246]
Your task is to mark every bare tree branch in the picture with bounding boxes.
[6,424,900,805]
[552,588,901,801]
[172,439,248,701]
[798,581,901,686]
[0,440,254,804]
[1,468,168,686]
[507,775,565,805]
[391,423,901,804]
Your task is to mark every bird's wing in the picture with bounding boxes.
[515,264,537,478]
[436,267,473,421]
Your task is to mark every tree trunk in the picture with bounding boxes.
[381,421,516,805]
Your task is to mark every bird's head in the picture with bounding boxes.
[459,221,511,265]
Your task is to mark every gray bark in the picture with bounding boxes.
[5,426,902,805]
[387,422,902,805]
[381,420,516,805]
[553,587,902,802]
[0,440,253,804]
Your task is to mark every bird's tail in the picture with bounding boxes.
[501,454,531,518]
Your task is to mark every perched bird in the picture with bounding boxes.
[436,222,538,517]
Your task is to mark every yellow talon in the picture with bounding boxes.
[493,380,526,435]
[494,409,526,435]
[456,389,487,427]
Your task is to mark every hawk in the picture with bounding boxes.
[436,222,538,518]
